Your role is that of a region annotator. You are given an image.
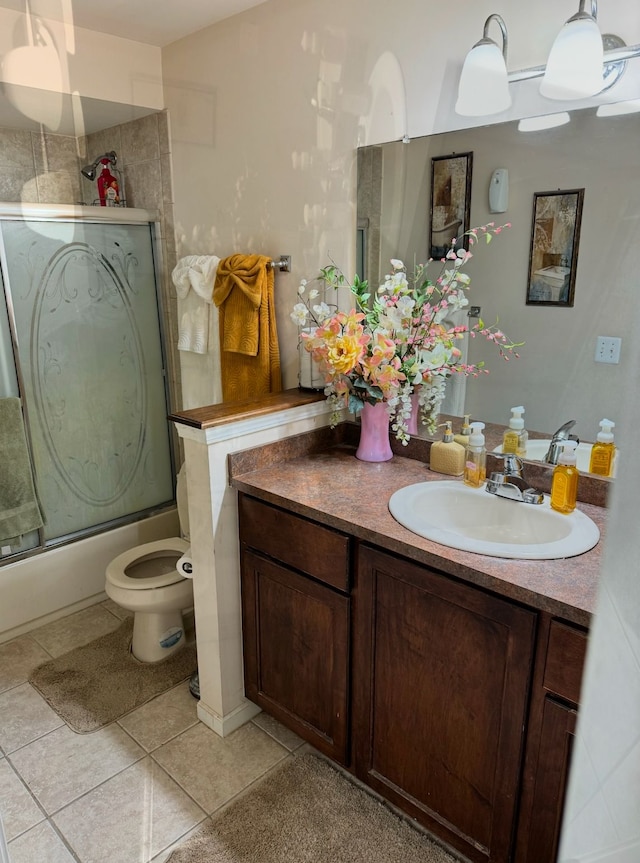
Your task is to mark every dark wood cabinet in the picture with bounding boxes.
[239,494,351,764]
[353,544,536,863]
[238,493,588,863]
[515,619,587,863]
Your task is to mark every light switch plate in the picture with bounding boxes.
[595,336,621,364]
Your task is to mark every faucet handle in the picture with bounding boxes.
[493,453,524,476]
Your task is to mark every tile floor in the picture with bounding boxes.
[0,601,306,863]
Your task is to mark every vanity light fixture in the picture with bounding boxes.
[454,14,511,117]
[455,1,640,117]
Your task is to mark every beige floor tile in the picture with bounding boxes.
[30,604,121,657]
[118,680,199,751]
[0,758,44,841]
[101,598,132,620]
[149,819,213,863]
[11,722,145,814]
[53,756,206,863]
[0,683,64,753]
[251,711,305,751]
[0,636,52,693]
[152,720,288,814]
[7,821,76,863]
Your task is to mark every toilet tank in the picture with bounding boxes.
[176,466,190,541]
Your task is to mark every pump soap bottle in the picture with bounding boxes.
[502,406,528,456]
[429,421,465,476]
[464,422,486,488]
[550,440,579,514]
[588,419,616,477]
[454,414,472,447]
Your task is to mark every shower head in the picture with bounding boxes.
[80,151,118,181]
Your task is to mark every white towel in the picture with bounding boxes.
[172,255,220,354]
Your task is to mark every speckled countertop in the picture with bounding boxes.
[231,438,606,628]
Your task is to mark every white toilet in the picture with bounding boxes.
[105,466,194,663]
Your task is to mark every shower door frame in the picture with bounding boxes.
[0,203,177,563]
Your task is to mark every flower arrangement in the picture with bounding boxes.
[291,223,521,442]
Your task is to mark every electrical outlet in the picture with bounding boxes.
[595,336,621,364]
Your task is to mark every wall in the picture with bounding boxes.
[162,1,640,860]
[0,7,162,112]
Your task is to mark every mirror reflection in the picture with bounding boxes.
[357,107,639,457]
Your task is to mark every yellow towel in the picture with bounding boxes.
[213,254,282,402]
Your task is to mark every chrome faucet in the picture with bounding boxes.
[544,420,579,465]
[485,454,544,504]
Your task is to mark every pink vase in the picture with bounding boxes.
[356,401,393,462]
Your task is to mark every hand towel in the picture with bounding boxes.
[213,254,282,402]
[213,254,265,355]
[0,397,45,546]
[172,255,220,354]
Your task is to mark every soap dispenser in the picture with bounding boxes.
[430,421,465,476]
[464,422,486,488]
[588,418,616,477]
[502,406,528,456]
[454,414,472,447]
[551,440,579,514]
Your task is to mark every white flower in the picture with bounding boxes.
[291,303,309,325]
[313,302,332,321]
[308,288,319,299]
[390,258,404,270]
[298,279,307,295]
[448,291,469,311]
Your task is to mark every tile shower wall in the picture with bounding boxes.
[0,128,81,205]
[0,115,181,418]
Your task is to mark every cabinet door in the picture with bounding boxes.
[520,697,577,863]
[241,548,350,764]
[353,545,536,863]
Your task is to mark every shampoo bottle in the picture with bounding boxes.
[502,406,528,456]
[464,422,486,488]
[588,419,616,477]
[430,421,465,476]
[550,440,579,514]
[454,414,472,447]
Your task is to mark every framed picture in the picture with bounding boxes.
[429,152,473,259]
[526,189,584,307]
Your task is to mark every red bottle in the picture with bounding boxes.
[97,159,121,206]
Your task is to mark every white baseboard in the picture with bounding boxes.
[196,697,261,737]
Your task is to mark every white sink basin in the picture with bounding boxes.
[389,480,600,560]
[492,441,617,476]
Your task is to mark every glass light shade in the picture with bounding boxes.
[455,42,511,116]
[541,17,604,99]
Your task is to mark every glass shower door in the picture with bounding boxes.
[3,218,173,543]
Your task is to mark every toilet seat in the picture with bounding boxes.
[106,538,191,591]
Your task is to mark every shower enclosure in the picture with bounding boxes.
[0,204,174,563]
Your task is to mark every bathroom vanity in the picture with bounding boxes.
[231,437,604,863]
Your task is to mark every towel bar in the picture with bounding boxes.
[269,255,291,272]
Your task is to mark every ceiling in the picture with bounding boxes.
[0,0,270,47]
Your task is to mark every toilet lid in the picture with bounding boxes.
[106,538,191,590]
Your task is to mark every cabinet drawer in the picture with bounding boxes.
[238,493,350,592]
[544,620,588,705]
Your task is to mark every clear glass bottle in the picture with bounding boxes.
[502,406,528,456]
[464,422,486,488]
[588,418,615,476]
[551,440,579,514]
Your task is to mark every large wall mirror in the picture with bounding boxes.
[357,107,640,447]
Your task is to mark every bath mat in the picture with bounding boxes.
[29,619,197,733]
[166,753,458,863]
